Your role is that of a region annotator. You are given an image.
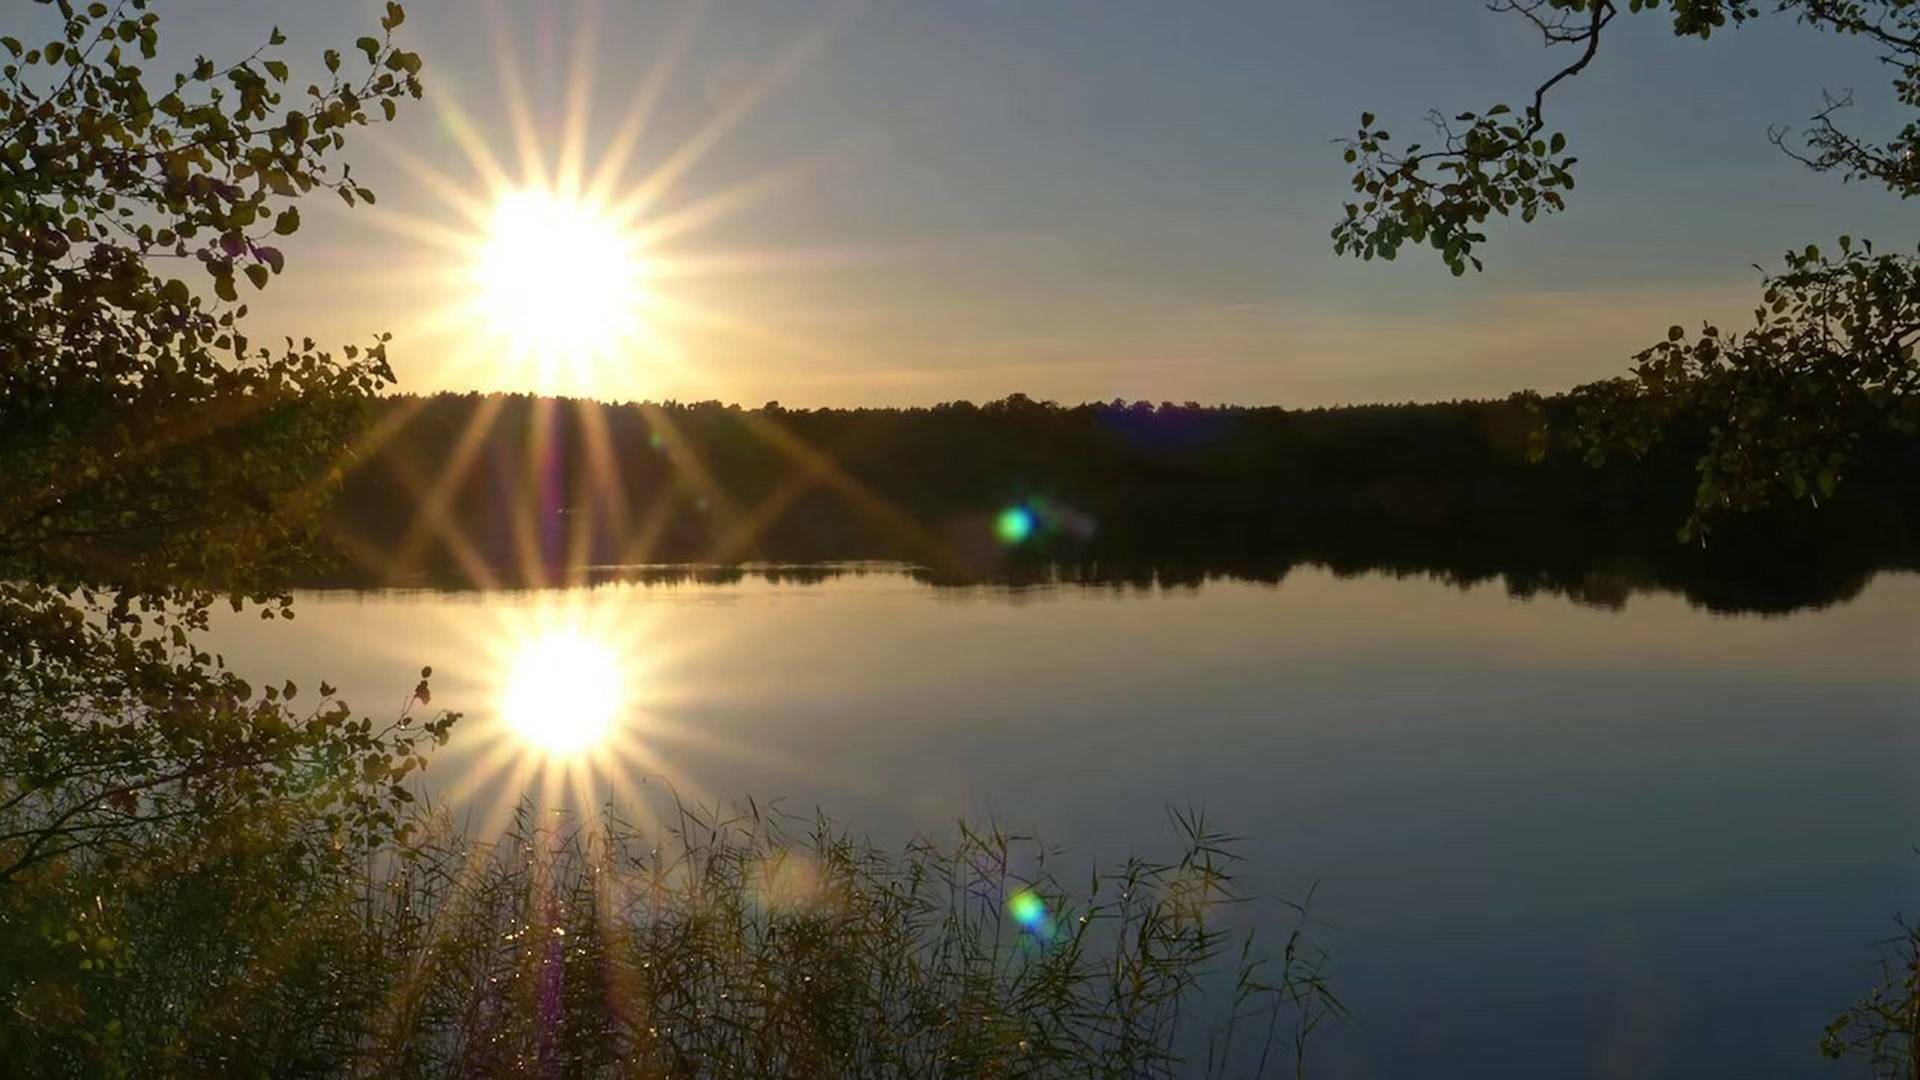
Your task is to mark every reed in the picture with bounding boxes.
[342,799,1340,1078]
[1,796,1340,1078]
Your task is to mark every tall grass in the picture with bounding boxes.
[1,797,1340,1077]
[346,799,1339,1078]
[1824,915,1920,1080]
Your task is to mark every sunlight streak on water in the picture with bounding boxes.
[500,623,626,755]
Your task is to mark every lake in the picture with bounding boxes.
[206,563,1920,1077]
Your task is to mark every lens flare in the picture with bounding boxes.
[995,506,1036,546]
[1008,888,1049,932]
[750,852,827,915]
[500,624,626,755]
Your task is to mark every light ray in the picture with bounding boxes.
[356,206,486,255]
[634,402,741,520]
[429,87,517,196]
[734,409,959,570]
[407,581,747,833]
[624,151,832,249]
[644,292,841,366]
[705,469,827,564]
[374,139,499,228]
[643,244,904,281]
[486,0,552,192]
[583,0,707,205]
[566,400,632,583]
[617,485,682,567]
[638,715,868,795]
[617,13,833,218]
[511,397,560,589]
[389,394,509,576]
[553,0,601,200]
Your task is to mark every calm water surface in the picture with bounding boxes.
[208,565,1920,1078]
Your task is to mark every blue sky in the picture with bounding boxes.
[138,0,1914,405]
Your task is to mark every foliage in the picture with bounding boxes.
[0,580,454,887]
[1,0,421,589]
[1332,102,1577,278]
[0,0,461,1046]
[1822,915,1920,1079]
[1331,0,1920,275]
[1,798,1339,1076]
[1331,1,1920,532]
[0,797,384,1071]
[1570,238,1920,538]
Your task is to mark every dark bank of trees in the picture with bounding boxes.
[328,390,1920,613]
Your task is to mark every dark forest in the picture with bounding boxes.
[328,392,1920,613]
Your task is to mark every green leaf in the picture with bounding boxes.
[274,206,300,235]
[263,59,288,82]
[356,36,380,62]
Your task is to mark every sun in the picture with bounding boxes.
[353,3,868,402]
[499,623,627,756]
[470,187,650,384]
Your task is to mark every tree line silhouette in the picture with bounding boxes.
[325,391,1920,613]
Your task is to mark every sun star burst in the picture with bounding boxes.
[469,187,650,386]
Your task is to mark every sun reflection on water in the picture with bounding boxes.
[499,623,626,756]
[436,596,685,828]
[435,590,796,836]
